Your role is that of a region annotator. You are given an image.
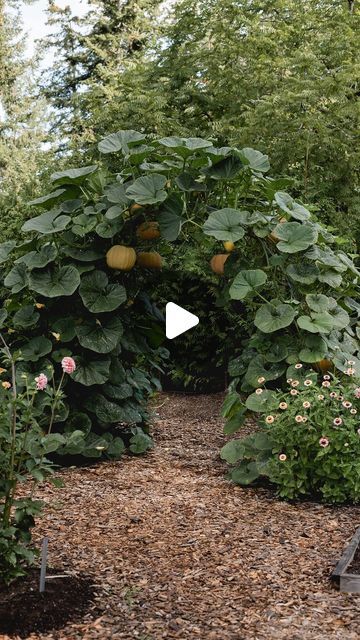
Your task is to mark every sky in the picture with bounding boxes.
[21,0,89,58]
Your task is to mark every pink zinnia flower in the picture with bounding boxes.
[265,415,275,424]
[345,368,355,376]
[290,389,298,396]
[295,415,304,423]
[255,388,263,395]
[322,381,330,388]
[354,388,360,399]
[294,363,303,369]
[323,375,330,381]
[61,356,76,374]
[350,409,357,415]
[279,454,287,461]
[304,379,313,387]
[329,391,337,399]
[35,373,48,391]
[1,381,11,390]
[319,437,329,448]
[317,394,324,400]
[303,401,311,409]
[279,402,288,410]
[291,380,300,387]
[342,401,352,409]
[333,417,342,426]
[257,377,265,384]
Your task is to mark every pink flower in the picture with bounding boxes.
[295,415,304,423]
[354,388,360,399]
[61,356,76,374]
[345,368,356,376]
[350,409,357,415]
[303,401,311,409]
[279,402,288,410]
[322,381,330,388]
[290,389,298,396]
[319,437,329,448]
[317,394,324,400]
[329,392,337,399]
[323,375,330,381]
[304,379,313,387]
[35,373,48,391]
[279,453,287,461]
[342,401,352,409]
[291,380,300,387]
[255,388,263,395]
[265,415,275,424]
[333,417,342,426]
[294,363,303,369]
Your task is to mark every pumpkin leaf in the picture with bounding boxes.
[71,357,111,386]
[4,263,28,293]
[22,209,71,235]
[203,208,246,241]
[98,130,146,154]
[29,265,80,298]
[245,389,277,413]
[15,245,57,269]
[13,305,40,329]
[306,294,336,313]
[28,189,67,207]
[297,313,335,334]
[274,222,318,253]
[51,165,98,185]
[254,303,296,333]
[0,241,17,264]
[230,269,267,300]
[21,337,52,362]
[238,148,270,174]
[286,263,319,284]
[79,270,127,313]
[158,210,182,241]
[125,174,167,205]
[299,335,327,362]
[274,192,311,221]
[75,316,123,353]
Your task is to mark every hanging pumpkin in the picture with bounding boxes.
[269,217,287,243]
[106,245,136,271]
[223,241,235,252]
[129,203,143,215]
[136,221,161,240]
[210,254,229,275]
[313,359,333,374]
[137,251,162,269]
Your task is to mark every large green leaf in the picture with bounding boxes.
[76,316,123,353]
[203,155,243,180]
[274,192,311,221]
[299,335,327,362]
[125,174,167,205]
[231,461,262,485]
[254,303,296,333]
[286,263,319,284]
[245,355,285,387]
[327,306,350,330]
[79,270,126,313]
[15,245,57,269]
[245,389,277,413]
[104,182,131,205]
[22,210,71,235]
[71,357,111,386]
[158,210,182,241]
[29,265,80,297]
[51,317,76,342]
[13,305,40,329]
[0,241,17,264]
[274,222,318,253]
[92,394,141,424]
[317,270,343,288]
[28,189,67,207]
[4,263,28,293]
[230,269,267,300]
[305,246,347,272]
[157,136,212,158]
[203,208,247,241]
[129,428,153,453]
[175,173,206,192]
[306,294,336,313]
[297,313,334,334]
[21,337,52,362]
[71,213,98,237]
[51,165,98,185]
[220,440,245,464]
[239,148,270,174]
[63,247,103,262]
[98,130,146,154]
[95,217,123,238]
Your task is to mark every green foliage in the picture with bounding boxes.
[225,371,360,503]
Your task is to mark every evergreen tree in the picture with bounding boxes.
[42,0,164,156]
[0,0,48,240]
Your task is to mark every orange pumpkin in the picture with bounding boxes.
[136,221,161,240]
[313,359,333,374]
[210,254,229,275]
[137,251,162,269]
[129,203,143,215]
[106,245,136,271]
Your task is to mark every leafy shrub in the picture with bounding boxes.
[221,366,360,504]
[0,337,73,584]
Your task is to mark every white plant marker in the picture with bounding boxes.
[39,537,49,593]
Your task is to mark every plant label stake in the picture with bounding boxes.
[39,537,49,593]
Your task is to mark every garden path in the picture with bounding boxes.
[25,393,360,639]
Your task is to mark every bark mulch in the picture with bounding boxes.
[4,392,360,640]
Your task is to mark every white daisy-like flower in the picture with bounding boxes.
[290,389,298,396]
[295,363,303,369]
[295,415,304,423]
[342,401,352,409]
[345,368,356,376]
[255,388,263,395]
[303,401,311,409]
[329,392,337,399]
[322,381,330,388]
[287,378,293,384]
[258,376,266,384]
[344,442,349,447]
[304,379,313,387]
[323,375,331,380]
[347,360,355,365]
[279,453,287,461]
[265,415,275,424]
[302,416,308,423]
[333,417,342,426]
[350,409,357,415]
[279,402,288,410]
[291,380,300,387]
[317,394,324,400]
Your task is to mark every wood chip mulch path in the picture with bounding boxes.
[8,392,360,640]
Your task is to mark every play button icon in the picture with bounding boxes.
[165,302,199,339]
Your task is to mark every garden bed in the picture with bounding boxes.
[5,392,360,640]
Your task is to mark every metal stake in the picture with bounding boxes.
[39,537,49,593]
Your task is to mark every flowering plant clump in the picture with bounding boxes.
[264,364,360,503]
[0,335,78,584]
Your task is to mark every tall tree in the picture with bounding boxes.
[42,0,164,156]
[153,0,360,242]
[0,0,48,239]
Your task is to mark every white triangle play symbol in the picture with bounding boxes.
[165,302,199,339]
